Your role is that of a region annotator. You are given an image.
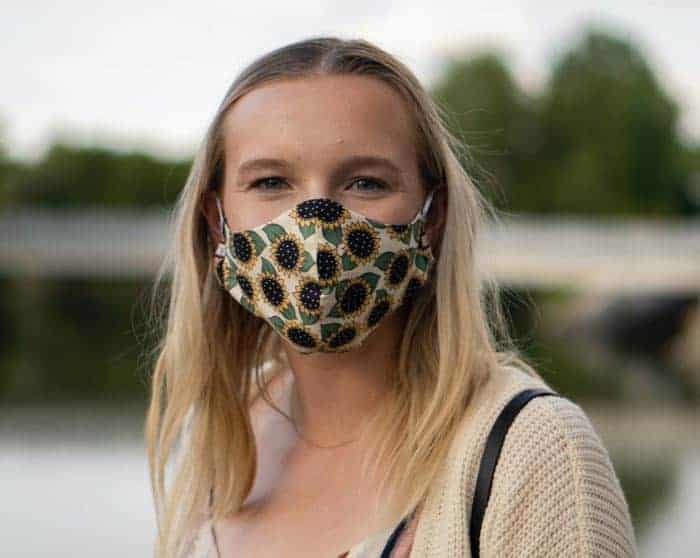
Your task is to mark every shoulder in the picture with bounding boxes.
[479,393,638,557]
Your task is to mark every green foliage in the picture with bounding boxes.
[2,142,192,208]
[538,30,686,215]
[0,276,154,404]
[432,26,697,216]
[496,286,627,400]
[613,454,678,538]
[432,50,540,208]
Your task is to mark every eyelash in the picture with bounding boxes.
[249,176,387,192]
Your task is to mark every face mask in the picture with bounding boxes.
[213,191,436,353]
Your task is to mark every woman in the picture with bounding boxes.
[145,37,637,557]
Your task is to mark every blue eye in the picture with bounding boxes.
[249,177,288,190]
[350,177,386,192]
[249,176,387,192]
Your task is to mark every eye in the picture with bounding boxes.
[249,176,289,191]
[349,177,387,192]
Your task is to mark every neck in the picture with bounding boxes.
[282,307,408,449]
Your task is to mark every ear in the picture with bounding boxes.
[423,186,446,257]
[201,190,225,245]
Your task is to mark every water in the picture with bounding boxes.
[2,439,154,556]
[1,404,155,557]
[1,404,698,557]
[637,448,700,556]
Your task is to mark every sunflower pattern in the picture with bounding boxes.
[270,232,305,276]
[214,194,436,353]
[229,231,258,271]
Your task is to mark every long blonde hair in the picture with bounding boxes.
[144,36,542,557]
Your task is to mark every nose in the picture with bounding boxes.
[294,180,337,202]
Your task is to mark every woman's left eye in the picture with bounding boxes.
[349,177,386,192]
[249,177,288,190]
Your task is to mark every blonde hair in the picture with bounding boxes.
[144,36,542,557]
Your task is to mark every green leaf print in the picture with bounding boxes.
[327,303,344,318]
[335,279,350,301]
[301,251,314,272]
[365,217,386,229]
[415,253,429,272]
[248,230,267,256]
[269,316,285,331]
[373,251,394,271]
[299,223,316,239]
[360,272,380,290]
[300,311,318,325]
[261,257,277,276]
[342,253,358,271]
[322,225,343,246]
[226,253,239,273]
[321,322,341,341]
[281,303,297,321]
[262,223,286,243]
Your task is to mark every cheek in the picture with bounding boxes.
[225,199,286,231]
[360,187,427,225]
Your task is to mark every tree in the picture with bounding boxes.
[538,27,687,215]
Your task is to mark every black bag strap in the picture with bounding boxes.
[379,515,410,558]
[208,486,223,558]
[469,387,559,558]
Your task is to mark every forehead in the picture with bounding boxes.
[221,74,418,164]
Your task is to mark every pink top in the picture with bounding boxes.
[198,370,424,558]
[337,505,421,558]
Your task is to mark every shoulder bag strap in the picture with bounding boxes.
[208,486,222,558]
[469,387,559,558]
[379,515,410,558]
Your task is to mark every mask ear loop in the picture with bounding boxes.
[214,194,227,258]
[420,188,436,218]
[417,188,436,250]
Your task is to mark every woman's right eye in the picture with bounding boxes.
[249,176,288,190]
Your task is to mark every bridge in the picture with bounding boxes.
[1,209,699,293]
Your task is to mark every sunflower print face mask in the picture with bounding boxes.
[213,190,436,354]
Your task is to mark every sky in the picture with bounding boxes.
[2,0,699,163]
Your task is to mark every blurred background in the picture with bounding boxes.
[1,2,699,557]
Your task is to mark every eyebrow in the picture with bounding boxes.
[236,154,405,178]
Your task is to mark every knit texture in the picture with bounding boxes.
[182,365,637,557]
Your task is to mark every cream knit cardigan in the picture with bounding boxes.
[184,364,637,557]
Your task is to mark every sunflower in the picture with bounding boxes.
[283,319,321,350]
[322,321,370,352]
[270,232,305,276]
[343,221,380,265]
[257,271,289,310]
[229,231,258,271]
[214,253,229,288]
[383,248,412,290]
[336,277,373,318]
[366,291,395,328]
[290,198,350,228]
[400,274,425,308]
[323,324,358,351]
[315,243,342,287]
[294,278,323,316]
[234,269,261,308]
